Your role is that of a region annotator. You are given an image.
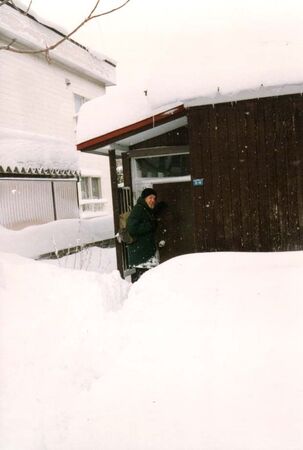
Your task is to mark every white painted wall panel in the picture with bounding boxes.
[0,44,105,142]
[0,179,54,229]
[53,181,79,220]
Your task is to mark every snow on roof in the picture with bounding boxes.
[11,0,70,37]
[76,84,187,147]
[0,127,79,173]
[76,82,303,149]
[76,34,303,147]
[0,3,116,86]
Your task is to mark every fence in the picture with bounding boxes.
[0,178,79,230]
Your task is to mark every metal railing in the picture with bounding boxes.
[118,186,135,277]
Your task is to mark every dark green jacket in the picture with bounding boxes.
[126,197,157,266]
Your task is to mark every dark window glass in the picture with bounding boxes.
[136,154,189,178]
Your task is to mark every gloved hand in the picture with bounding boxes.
[158,240,166,248]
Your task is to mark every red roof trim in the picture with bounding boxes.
[77,104,187,152]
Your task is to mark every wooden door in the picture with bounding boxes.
[153,181,195,263]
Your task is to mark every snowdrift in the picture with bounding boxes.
[0,250,302,449]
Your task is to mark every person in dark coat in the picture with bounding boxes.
[126,188,158,280]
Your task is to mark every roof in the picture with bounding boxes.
[0,128,80,176]
[75,2,303,154]
[77,82,303,154]
[0,2,116,86]
[77,104,187,152]
[0,166,79,179]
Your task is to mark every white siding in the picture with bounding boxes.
[0,179,55,229]
[0,44,105,142]
[0,179,79,230]
[53,181,79,220]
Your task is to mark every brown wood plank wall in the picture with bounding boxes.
[226,102,243,249]
[188,93,303,252]
[294,97,303,243]
[130,127,188,149]
[122,152,132,188]
[188,107,207,250]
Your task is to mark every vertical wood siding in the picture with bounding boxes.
[189,93,303,251]
[130,127,188,150]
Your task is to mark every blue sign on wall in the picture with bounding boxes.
[192,178,204,187]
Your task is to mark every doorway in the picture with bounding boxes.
[153,181,195,263]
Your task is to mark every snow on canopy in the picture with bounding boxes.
[76,15,303,145]
[76,86,181,145]
[0,127,79,172]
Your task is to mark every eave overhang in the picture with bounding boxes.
[77,104,187,153]
[0,3,116,87]
[0,166,79,179]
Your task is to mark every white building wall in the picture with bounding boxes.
[78,152,113,216]
[0,6,115,227]
[0,44,105,142]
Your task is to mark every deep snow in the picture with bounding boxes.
[0,215,115,259]
[0,127,79,173]
[0,248,302,450]
[1,2,303,447]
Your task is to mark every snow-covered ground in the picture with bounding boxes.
[1,1,302,447]
[0,244,302,449]
[43,245,117,274]
[0,215,115,259]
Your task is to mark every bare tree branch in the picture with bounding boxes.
[0,0,13,6]
[0,0,130,58]
[25,0,32,14]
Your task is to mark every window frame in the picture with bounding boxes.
[78,174,107,217]
[130,146,191,201]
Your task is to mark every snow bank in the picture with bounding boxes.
[96,251,303,450]
[0,215,114,258]
[43,246,117,274]
[0,252,130,450]
[1,250,302,449]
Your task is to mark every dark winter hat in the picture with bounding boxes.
[141,188,157,199]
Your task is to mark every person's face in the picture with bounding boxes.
[144,194,157,209]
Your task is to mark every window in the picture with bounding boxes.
[74,94,89,115]
[73,94,89,128]
[135,154,190,178]
[79,176,104,216]
[131,151,191,201]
